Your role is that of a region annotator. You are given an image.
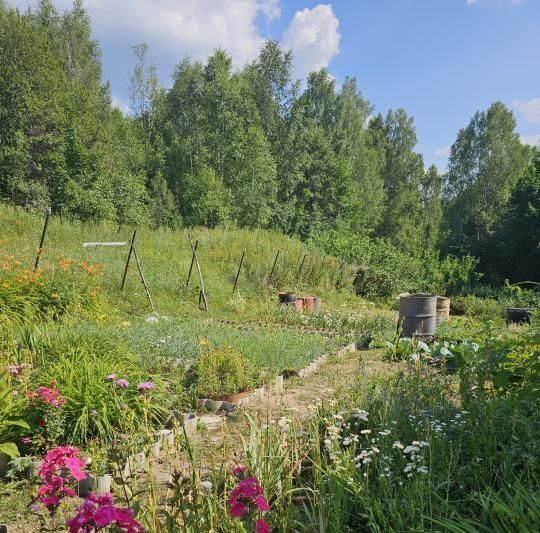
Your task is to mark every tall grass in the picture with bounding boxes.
[0,204,355,318]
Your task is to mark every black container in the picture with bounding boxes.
[278,292,297,306]
[506,307,532,325]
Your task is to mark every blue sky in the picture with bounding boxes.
[11,0,540,169]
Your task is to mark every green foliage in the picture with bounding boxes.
[195,343,254,397]
[483,154,540,283]
[310,230,424,296]
[0,375,29,458]
[32,328,170,444]
[0,255,105,324]
[444,102,532,256]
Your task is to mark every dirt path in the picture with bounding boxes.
[150,347,394,487]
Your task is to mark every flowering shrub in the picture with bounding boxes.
[229,466,271,532]
[28,383,67,408]
[0,254,104,323]
[27,381,67,449]
[66,492,144,532]
[34,446,86,511]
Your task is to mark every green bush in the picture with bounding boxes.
[31,329,171,445]
[195,343,255,397]
[451,295,503,318]
[0,255,106,324]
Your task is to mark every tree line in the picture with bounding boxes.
[1,0,538,287]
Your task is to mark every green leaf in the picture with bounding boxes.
[4,419,30,429]
[0,442,20,458]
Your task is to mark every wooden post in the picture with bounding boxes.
[120,230,137,290]
[267,250,280,286]
[188,235,208,311]
[185,240,199,288]
[132,245,156,315]
[34,207,51,271]
[296,253,307,280]
[232,249,245,294]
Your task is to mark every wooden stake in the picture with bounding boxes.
[232,249,245,294]
[267,250,280,286]
[185,240,199,288]
[120,230,137,290]
[188,234,208,311]
[132,244,156,315]
[34,207,51,271]
[296,253,307,280]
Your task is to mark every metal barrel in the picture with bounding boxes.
[506,307,532,325]
[436,296,450,324]
[398,294,437,336]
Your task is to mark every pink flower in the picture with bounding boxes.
[137,381,155,392]
[21,436,32,445]
[256,518,271,533]
[233,465,248,477]
[255,495,269,511]
[66,492,144,533]
[94,505,115,527]
[32,385,66,408]
[230,502,246,518]
[35,446,87,511]
[229,476,270,525]
[106,373,117,382]
[115,379,129,388]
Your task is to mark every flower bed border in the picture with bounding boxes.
[198,342,356,414]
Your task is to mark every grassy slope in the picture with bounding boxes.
[1,205,377,376]
[0,204,358,319]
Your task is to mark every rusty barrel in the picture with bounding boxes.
[399,294,437,337]
[436,296,450,324]
[303,296,315,312]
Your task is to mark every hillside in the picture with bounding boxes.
[0,204,358,319]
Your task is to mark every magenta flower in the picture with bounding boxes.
[33,445,89,512]
[115,379,129,388]
[230,501,246,518]
[106,373,117,382]
[229,475,270,527]
[66,492,144,532]
[233,465,248,477]
[137,381,155,392]
[256,518,271,533]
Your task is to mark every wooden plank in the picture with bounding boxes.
[83,242,127,248]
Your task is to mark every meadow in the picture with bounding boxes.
[0,206,539,532]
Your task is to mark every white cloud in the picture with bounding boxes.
[512,98,540,124]
[435,145,451,158]
[282,4,341,80]
[11,0,282,68]
[111,94,131,115]
[520,133,540,147]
